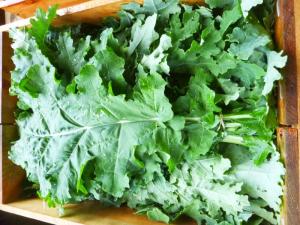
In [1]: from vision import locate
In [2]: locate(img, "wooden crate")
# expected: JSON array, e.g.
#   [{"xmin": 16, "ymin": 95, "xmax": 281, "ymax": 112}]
[{"xmin": 0, "ymin": 0, "xmax": 299, "ymax": 224}]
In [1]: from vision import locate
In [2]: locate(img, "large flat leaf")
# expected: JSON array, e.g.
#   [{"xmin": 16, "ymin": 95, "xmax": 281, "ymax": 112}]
[{"xmin": 10, "ymin": 30, "xmax": 173, "ymax": 202}]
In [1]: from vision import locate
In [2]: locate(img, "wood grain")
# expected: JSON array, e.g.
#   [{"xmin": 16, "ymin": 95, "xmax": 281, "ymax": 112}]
[
  {"xmin": 1, "ymin": 0, "xmax": 90, "ymax": 18},
  {"xmin": 277, "ymin": 128, "xmax": 300, "ymax": 225},
  {"xmin": 52, "ymin": 0, "xmax": 143, "ymax": 26},
  {"xmin": 0, "ymin": 0, "xmax": 25, "ymax": 9},
  {"xmin": 295, "ymin": 0, "xmax": 300, "ymax": 127},
  {"xmin": 0, "ymin": 0, "xmax": 204, "ymax": 19},
  {"xmin": 0, "ymin": 11, "xmax": 24, "ymax": 203},
  {"xmin": 0, "ymin": 32, "xmax": 17, "ymax": 125},
  {"xmin": 0, "ymin": 125, "xmax": 25, "ymax": 204},
  {"xmin": 276, "ymin": 0, "xmax": 298, "ymax": 126},
  {"xmin": 0, "ymin": 198, "xmax": 196, "ymax": 225},
  {"xmin": 0, "ymin": 0, "xmax": 205, "ymax": 32}
]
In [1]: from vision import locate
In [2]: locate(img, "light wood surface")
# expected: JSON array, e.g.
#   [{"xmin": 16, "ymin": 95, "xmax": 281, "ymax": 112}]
[
  {"xmin": 0, "ymin": 0, "xmax": 205, "ymax": 32},
  {"xmin": 0, "ymin": 198, "xmax": 196, "ymax": 225},
  {"xmin": 0, "ymin": 0, "xmax": 25, "ymax": 9},
  {"xmin": 53, "ymin": 0, "xmax": 143, "ymax": 26},
  {"xmin": 0, "ymin": 0, "xmax": 89, "ymax": 18},
  {"xmin": 0, "ymin": 0, "xmax": 204, "ymax": 19}
]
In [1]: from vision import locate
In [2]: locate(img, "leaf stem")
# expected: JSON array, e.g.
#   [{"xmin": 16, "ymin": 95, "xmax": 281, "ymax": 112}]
[
  {"xmin": 224, "ymin": 122, "xmax": 241, "ymax": 128},
  {"xmin": 223, "ymin": 114, "xmax": 253, "ymax": 120},
  {"xmin": 184, "ymin": 117, "xmax": 201, "ymax": 122},
  {"xmin": 222, "ymin": 135, "xmax": 244, "ymax": 145}
]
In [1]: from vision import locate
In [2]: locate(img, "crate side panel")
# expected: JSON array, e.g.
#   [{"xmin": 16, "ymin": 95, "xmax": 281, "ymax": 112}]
[
  {"xmin": 277, "ymin": 128, "xmax": 300, "ymax": 225},
  {"xmin": 0, "ymin": 10, "xmax": 17, "ymax": 125},
  {"xmin": 296, "ymin": 0, "xmax": 300, "ymax": 126},
  {"xmin": 276, "ymin": 0, "xmax": 298, "ymax": 126},
  {"xmin": 0, "ymin": 125, "xmax": 24, "ymax": 204},
  {"xmin": 1, "ymin": 32, "xmax": 17, "ymax": 125}
]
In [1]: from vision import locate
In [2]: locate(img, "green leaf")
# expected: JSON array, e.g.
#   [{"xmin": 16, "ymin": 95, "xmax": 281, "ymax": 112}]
[
  {"xmin": 29, "ymin": 5, "xmax": 57, "ymax": 54},
  {"xmin": 228, "ymin": 152, "xmax": 284, "ymax": 212},
  {"xmin": 262, "ymin": 51, "xmax": 287, "ymax": 95},
  {"xmin": 183, "ymin": 200, "xmax": 220, "ymax": 225},
  {"xmin": 228, "ymin": 25, "xmax": 270, "ymax": 60},
  {"xmin": 168, "ymin": 10, "xmax": 200, "ymax": 45},
  {"xmin": 215, "ymin": 52, "xmax": 237, "ymax": 74},
  {"xmin": 143, "ymin": 0, "xmax": 180, "ymax": 18},
  {"xmin": 128, "ymin": 14, "xmax": 159, "ymax": 55},
  {"xmin": 168, "ymin": 21, "xmax": 223, "ymax": 75},
  {"xmin": 147, "ymin": 208, "xmax": 170, "ymax": 223},
  {"xmin": 74, "ymin": 64, "xmax": 106, "ymax": 96},
  {"xmin": 128, "ymin": 155, "xmax": 249, "ymax": 223},
  {"xmin": 185, "ymin": 122, "xmax": 217, "ymax": 158},
  {"xmin": 198, "ymin": 182, "xmax": 249, "ymax": 216},
  {"xmin": 93, "ymin": 28, "xmax": 122, "ymax": 54},
  {"xmin": 240, "ymin": 0, "xmax": 263, "ymax": 17},
  {"xmin": 249, "ymin": 201, "xmax": 277, "ymax": 224},
  {"xmin": 244, "ymin": 138, "xmax": 275, "ymax": 165},
  {"xmin": 9, "ymin": 38, "xmax": 173, "ymax": 202},
  {"xmin": 154, "ymin": 116, "xmax": 186, "ymax": 170},
  {"xmin": 175, "ymin": 72, "xmax": 220, "ymax": 116},
  {"xmin": 123, "ymin": 0, "xmax": 180, "ymax": 19},
  {"xmin": 141, "ymin": 34, "xmax": 172, "ymax": 74},
  {"xmin": 218, "ymin": 78, "xmax": 244, "ymax": 105},
  {"xmin": 56, "ymin": 32, "xmax": 91, "ymax": 78},
  {"xmin": 219, "ymin": 4, "xmax": 242, "ymax": 35},
  {"xmin": 89, "ymin": 46, "xmax": 127, "ymax": 94},
  {"xmin": 229, "ymin": 62, "xmax": 265, "ymax": 88}
]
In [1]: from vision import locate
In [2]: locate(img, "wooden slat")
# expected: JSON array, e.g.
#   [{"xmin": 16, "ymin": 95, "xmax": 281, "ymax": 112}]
[
  {"xmin": 0, "ymin": 0, "xmax": 25, "ymax": 9},
  {"xmin": 276, "ymin": 0, "xmax": 298, "ymax": 126},
  {"xmin": 0, "ymin": 0, "xmax": 143, "ymax": 32},
  {"xmin": 52, "ymin": 0, "xmax": 143, "ymax": 26},
  {"xmin": 0, "ymin": 198, "xmax": 196, "ymax": 225},
  {"xmin": 0, "ymin": 0, "xmax": 205, "ymax": 32},
  {"xmin": 295, "ymin": 0, "xmax": 300, "ymax": 127},
  {"xmin": 0, "ymin": 125, "xmax": 24, "ymax": 204},
  {"xmin": 0, "ymin": 0, "xmax": 204, "ymax": 19},
  {"xmin": 277, "ymin": 128, "xmax": 300, "ymax": 225},
  {"xmin": 0, "ymin": 32, "xmax": 16, "ymax": 125},
  {"xmin": 1, "ymin": 0, "xmax": 89, "ymax": 18},
  {"xmin": 56, "ymin": 0, "xmax": 204, "ymax": 25}
]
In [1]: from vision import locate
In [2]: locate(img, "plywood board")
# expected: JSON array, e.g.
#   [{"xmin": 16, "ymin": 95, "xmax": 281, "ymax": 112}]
[
  {"xmin": 0, "ymin": 0, "xmax": 205, "ymax": 32},
  {"xmin": 0, "ymin": 198, "xmax": 196, "ymax": 225},
  {"xmin": 1, "ymin": 0, "xmax": 90, "ymax": 18},
  {"xmin": 0, "ymin": 0, "xmax": 204, "ymax": 19}
]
